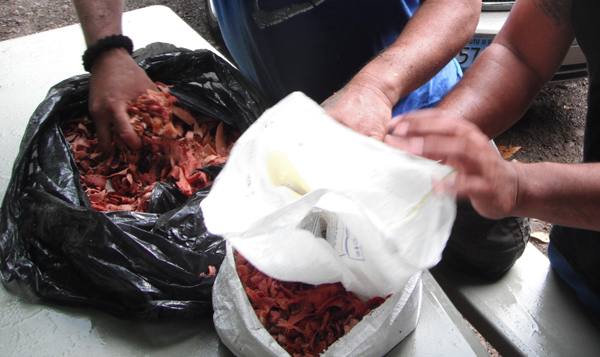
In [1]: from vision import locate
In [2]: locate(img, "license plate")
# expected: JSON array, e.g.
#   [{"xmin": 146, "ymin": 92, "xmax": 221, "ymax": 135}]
[{"xmin": 455, "ymin": 37, "xmax": 494, "ymax": 71}]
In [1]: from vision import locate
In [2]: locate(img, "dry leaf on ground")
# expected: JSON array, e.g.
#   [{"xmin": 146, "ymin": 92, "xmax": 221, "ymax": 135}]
[
  {"xmin": 531, "ymin": 231, "xmax": 550, "ymax": 244},
  {"xmin": 497, "ymin": 145, "xmax": 522, "ymax": 159}
]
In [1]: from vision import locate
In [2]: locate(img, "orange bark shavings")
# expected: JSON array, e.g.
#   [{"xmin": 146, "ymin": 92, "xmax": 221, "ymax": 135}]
[
  {"xmin": 200, "ymin": 265, "xmax": 217, "ymax": 277},
  {"xmin": 234, "ymin": 251, "xmax": 387, "ymax": 357},
  {"xmin": 62, "ymin": 83, "xmax": 240, "ymax": 212}
]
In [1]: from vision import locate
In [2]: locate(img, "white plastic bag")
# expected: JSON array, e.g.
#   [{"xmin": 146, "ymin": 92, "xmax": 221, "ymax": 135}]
[
  {"xmin": 213, "ymin": 245, "xmax": 422, "ymax": 357},
  {"xmin": 201, "ymin": 92, "xmax": 455, "ymax": 299}
]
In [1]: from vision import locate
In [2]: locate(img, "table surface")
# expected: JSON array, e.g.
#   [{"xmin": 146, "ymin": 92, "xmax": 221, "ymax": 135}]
[
  {"xmin": 0, "ymin": 6, "xmax": 489, "ymax": 356},
  {"xmin": 432, "ymin": 243, "xmax": 600, "ymax": 357}
]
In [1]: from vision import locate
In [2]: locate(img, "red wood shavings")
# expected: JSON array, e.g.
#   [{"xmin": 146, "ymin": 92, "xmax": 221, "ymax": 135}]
[
  {"xmin": 234, "ymin": 251, "xmax": 387, "ymax": 357},
  {"xmin": 200, "ymin": 265, "xmax": 217, "ymax": 277},
  {"xmin": 62, "ymin": 83, "xmax": 240, "ymax": 212}
]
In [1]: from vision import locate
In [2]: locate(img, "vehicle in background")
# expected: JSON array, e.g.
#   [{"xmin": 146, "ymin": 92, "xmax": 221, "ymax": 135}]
[{"xmin": 456, "ymin": 1, "xmax": 588, "ymax": 82}]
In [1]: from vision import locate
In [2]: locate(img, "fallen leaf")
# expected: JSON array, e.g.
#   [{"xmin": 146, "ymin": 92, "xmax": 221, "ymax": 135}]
[
  {"xmin": 531, "ymin": 231, "xmax": 550, "ymax": 244},
  {"xmin": 497, "ymin": 145, "xmax": 522, "ymax": 159}
]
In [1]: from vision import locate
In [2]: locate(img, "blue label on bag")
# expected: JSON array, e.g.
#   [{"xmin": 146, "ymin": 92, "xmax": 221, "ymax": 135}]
[{"xmin": 344, "ymin": 230, "xmax": 365, "ymax": 261}]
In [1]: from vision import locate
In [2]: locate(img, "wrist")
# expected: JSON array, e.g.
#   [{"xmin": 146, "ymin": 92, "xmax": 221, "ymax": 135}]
[
  {"xmin": 89, "ymin": 47, "xmax": 135, "ymax": 74},
  {"xmin": 82, "ymin": 34, "xmax": 133, "ymax": 72},
  {"xmin": 346, "ymin": 71, "xmax": 398, "ymax": 110},
  {"xmin": 352, "ymin": 50, "xmax": 411, "ymax": 105},
  {"xmin": 510, "ymin": 162, "xmax": 529, "ymax": 217}
]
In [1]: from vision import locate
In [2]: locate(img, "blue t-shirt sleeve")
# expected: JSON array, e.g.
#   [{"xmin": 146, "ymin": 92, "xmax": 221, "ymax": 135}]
[{"xmin": 392, "ymin": 59, "xmax": 463, "ymax": 116}]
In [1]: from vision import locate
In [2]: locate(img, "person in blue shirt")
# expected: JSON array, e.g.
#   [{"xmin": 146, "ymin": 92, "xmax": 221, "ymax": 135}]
[{"xmin": 214, "ymin": 0, "xmax": 465, "ymax": 119}]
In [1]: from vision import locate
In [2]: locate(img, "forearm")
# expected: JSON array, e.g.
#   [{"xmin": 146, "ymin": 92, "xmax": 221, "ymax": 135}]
[
  {"xmin": 436, "ymin": 43, "xmax": 548, "ymax": 138},
  {"xmin": 514, "ymin": 162, "xmax": 600, "ymax": 231},
  {"xmin": 436, "ymin": 0, "xmax": 575, "ymax": 139},
  {"xmin": 72, "ymin": 0, "xmax": 124, "ymax": 45},
  {"xmin": 348, "ymin": 0, "xmax": 480, "ymax": 107}
]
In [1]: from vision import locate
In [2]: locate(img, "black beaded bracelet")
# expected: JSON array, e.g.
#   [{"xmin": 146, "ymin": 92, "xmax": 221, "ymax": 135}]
[{"xmin": 82, "ymin": 34, "xmax": 134, "ymax": 72}]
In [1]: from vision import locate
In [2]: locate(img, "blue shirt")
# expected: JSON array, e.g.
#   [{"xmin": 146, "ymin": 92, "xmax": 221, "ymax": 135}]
[{"xmin": 214, "ymin": 0, "xmax": 462, "ymax": 115}]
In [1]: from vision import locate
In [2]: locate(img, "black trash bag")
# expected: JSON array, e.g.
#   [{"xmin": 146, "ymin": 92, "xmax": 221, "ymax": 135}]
[{"xmin": 0, "ymin": 43, "xmax": 269, "ymax": 319}]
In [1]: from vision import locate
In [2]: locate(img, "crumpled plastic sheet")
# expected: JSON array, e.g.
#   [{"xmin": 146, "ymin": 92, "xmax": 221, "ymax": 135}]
[{"xmin": 0, "ymin": 43, "xmax": 269, "ymax": 319}]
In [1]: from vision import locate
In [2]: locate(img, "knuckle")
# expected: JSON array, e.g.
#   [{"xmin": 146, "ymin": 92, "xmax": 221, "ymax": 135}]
[{"xmin": 88, "ymin": 100, "xmax": 103, "ymax": 116}]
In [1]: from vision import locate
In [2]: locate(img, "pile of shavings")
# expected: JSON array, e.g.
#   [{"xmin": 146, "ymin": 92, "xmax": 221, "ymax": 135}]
[
  {"xmin": 63, "ymin": 83, "xmax": 240, "ymax": 212},
  {"xmin": 234, "ymin": 251, "xmax": 387, "ymax": 357}
]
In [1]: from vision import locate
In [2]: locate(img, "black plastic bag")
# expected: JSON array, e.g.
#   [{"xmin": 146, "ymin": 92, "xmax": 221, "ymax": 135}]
[{"xmin": 0, "ymin": 44, "xmax": 269, "ymax": 319}]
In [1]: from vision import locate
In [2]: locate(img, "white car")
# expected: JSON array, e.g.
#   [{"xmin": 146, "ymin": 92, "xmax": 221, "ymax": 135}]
[{"xmin": 456, "ymin": 1, "xmax": 588, "ymax": 82}]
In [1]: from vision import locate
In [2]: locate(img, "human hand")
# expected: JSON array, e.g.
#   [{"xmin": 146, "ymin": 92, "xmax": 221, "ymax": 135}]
[
  {"xmin": 88, "ymin": 48, "xmax": 157, "ymax": 153},
  {"xmin": 322, "ymin": 81, "xmax": 393, "ymax": 141},
  {"xmin": 384, "ymin": 109, "xmax": 521, "ymax": 220}
]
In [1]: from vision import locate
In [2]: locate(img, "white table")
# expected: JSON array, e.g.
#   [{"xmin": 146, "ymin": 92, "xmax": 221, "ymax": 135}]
[{"xmin": 0, "ymin": 6, "xmax": 488, "ymax": 356}]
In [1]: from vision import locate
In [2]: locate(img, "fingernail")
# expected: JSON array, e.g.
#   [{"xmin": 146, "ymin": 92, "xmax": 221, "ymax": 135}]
[{"xmin": 409, "ymin": 137, "xmax": 424, "ymax": 156}]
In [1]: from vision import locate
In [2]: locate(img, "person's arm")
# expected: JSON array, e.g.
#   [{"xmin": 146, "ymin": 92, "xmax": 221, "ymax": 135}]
[
  {"xmin": 322, "ymin": 0, "xmax": 481, "ymax": 140},
  {"xmin": 73, "ymin": 0, "xmax": 156, "ymax": 152},
  {"xmin": 73, "ymin": 0, "xmax": 124, "ymax": 43},
  {"xmin": 437, "ymin": 0, "xmax": 576, "ymax": 138},
  {"xmin": 383, "ymin": 0, "xmax": 600, "ymax": 231},
  {"xmin": 385, "ymin": 111, "xmax": 600, "ymax": 231}
]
